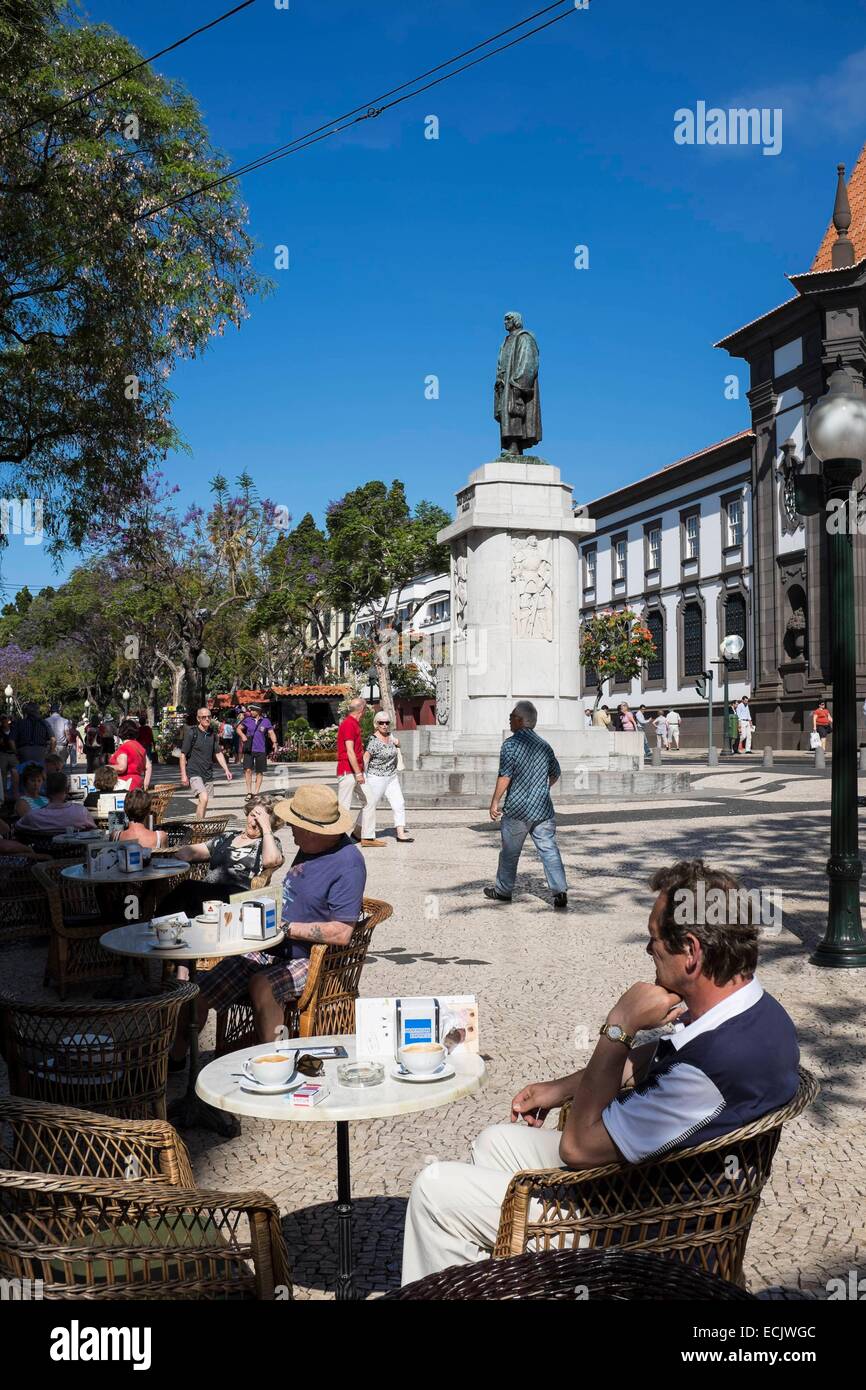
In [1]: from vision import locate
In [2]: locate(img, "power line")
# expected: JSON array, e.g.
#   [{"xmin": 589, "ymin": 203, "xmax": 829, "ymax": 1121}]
[
  {"xmin": 3, "ymin": 0, "xmax": 258, "ymax": 143},
  {"xmin": 138, "ymin": 1, "xmax": 578, "ymax": 222}
]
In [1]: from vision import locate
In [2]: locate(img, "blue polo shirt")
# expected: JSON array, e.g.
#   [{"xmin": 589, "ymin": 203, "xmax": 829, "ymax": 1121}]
[
  {"xmin": 279, "ymin": 835, "xmax": 367, "ymax": 961},
  {"xmin": 498, "ymin": 727, "xmax": 561, "ymax": 824},
  {"xmin": 602, "ymin": 978, "xmax": 799, "ymax": 1163}
]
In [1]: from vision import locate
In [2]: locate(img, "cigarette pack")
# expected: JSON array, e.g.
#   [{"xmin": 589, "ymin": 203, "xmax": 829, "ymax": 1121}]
[
  {"xmin": 290, "ymin": 1083, "xmax": 329, "ymax": 1107},
  {"xmin": 241, "ymin": 899, "xmax": 278, "ymax": 940}
]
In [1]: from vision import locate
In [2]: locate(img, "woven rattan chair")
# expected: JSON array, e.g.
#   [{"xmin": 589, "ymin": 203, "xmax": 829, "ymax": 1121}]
[
  {"xmin": 391, "ymin": 1246, "xmax": 761, "ymax": 1300},
  {"xmin": 0, "ymin": 1098, "xmax": 291, "ymax": 1299},
  {"xmin": 0, "ymin": 984, "xmax": 198, "ymax": 1121},
  {"xmin": 146, "ymin": 783, "xmax": 175, "ymax": 824},
  {"xmin": 0, "ymin": 862, "xmax": 52, "ymax": 945},
  {"xmin": 159, "ymin": 817, "xmax": 231, "ymax": 848},
  {"xmin": 215, "ymin": 896, "xmax": 392, "ymax": 1054},
  {"xmin": 33, "ymin": 860, "xmax": 118, "ymax": 998},
  {"xmin": 492, "ymin": 1067, "xmax": 818, "ymax": 1284}
]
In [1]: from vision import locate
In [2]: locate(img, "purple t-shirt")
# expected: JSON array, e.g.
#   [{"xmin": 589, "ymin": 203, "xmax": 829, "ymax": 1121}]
[
  {"xmin": 279, "ymin": 836, "xmax": 367, "ymax": 961},
  {"xmin": 241, "ymin": 715, "xmax": 273, "ymax": 753}
]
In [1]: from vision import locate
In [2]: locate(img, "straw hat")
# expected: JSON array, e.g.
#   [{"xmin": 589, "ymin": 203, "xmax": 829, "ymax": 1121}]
[{"xmin": 273, "ymin": 783, "xmax": 356, "ymax": 837}]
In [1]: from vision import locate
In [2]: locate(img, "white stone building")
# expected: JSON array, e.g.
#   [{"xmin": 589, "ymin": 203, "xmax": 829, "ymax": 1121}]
[{"xmin": 578, "ymin": 431, "xmax": 754, "ymax": 743}]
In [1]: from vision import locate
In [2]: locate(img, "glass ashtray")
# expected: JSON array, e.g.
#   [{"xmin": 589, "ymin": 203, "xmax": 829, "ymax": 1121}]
[{"xmin": 337, "ymin": 1060, "xmax": 384, "ymax": 1088}]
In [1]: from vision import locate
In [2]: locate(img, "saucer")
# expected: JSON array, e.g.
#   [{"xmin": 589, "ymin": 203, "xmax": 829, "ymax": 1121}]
[
  {"xmin": 240, "ymin": 1066, "xmax": 303, "ymax": 1096},
  {"xmin": 195, "ymin": 913, "xmax": 219, "ymax": 924},
  {"xmin": 390, "ymin": 1062, "xmax": 455, "ymax": 1084},
  {"xmin": 151, "ymin": 939, "xmax": 184, "ymax": 951}
]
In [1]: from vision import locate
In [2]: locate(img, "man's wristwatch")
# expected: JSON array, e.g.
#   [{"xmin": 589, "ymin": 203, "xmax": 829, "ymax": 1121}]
[{"xmin": 599, "ymin": 1022, "xmax": 635, "ymax": 1049}]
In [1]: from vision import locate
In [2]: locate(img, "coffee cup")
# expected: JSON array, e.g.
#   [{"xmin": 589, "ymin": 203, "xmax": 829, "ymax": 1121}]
[
  {"xmin": 156, "ymin": 922, "xmax": 182, "ymax": 946},
  {"xmin": 201, "ymin": 899, "xmax": 222, "ymax": 918},
  {"xmin": 398, "ymin": 1042, "xmax": 447, "ymax": 1075},
  {"xmin": 248, "ymin": 1053, "xmax": 294, "ymax": 1086}
]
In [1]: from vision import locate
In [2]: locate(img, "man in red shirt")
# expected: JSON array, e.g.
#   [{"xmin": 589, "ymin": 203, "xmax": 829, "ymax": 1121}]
[{"xmin": 336, "ymin": 697, "xmax": 370, "ymax": 843}]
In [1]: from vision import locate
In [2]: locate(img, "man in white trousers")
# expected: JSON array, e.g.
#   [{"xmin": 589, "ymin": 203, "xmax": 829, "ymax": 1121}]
[
  {"xmin": 400, "ymin": 859, "xmax": 800, "ymax": 1284},
  {"xmin": 335, "ymin": 696, "xmax": 368, "ymax": 842}
]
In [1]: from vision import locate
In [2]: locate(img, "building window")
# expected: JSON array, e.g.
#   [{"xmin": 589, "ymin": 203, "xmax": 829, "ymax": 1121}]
[
  {"xmin": 581, "ymin": 623, "xmax": 598, "ymax": 688},
  {"xmin": 395, "ymin": 604, "xmax": 412, "ymax": 626},
  {"xmin": 613, "ymin": 536, "xmax": 627, "ymax": 582},
  {"xmin": 646, "ymin": 524, "xmax": 661, "ymax": 572},
  {"xmin": 646, "ymin": 609, "xmax": 664, "ymax": 681},
  {"xmin": 724, "ymin": 594, "xmax": 747, "ymax": 670},
  {"xmin": 339, "ymin": 652, "xmax": 350, "ymax": 676},
  {"xmin": 683, "ymin": 602, "xmax": 704, "ymax": 677},
  {"xmin": 355, "ymin": 620, "xmax": 373, "ymax": 638},
  {"xmin": 583, "ymin": 547, "xmax": 596, "ymax": 589},
  {"xmin": 425, "ymin": 598, "xmax": 450, "ymax": 625},
  {"xmin": 726, "ymin": 496, "xmax": 743, "ymax": 548},
  {"xmin": 684, "ymin": 513, "xmax": 699, "ymax": 560}
]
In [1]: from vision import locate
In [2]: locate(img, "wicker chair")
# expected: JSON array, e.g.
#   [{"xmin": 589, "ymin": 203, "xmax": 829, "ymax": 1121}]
[
  {"xmin": 0, "ymin": 1098, "xmax": 291, "ymax": 1300},
  {"xmin": 492, "ymin": 1067, "xmax": 818, "ymax": 1285},
  {"xmin": 215, "ymin": 896, "xmax": 392, "ymax": 1055},
  {"xmin": 0, "ymin": 862, "xmax": 52, "ymax": 945},
  {"xmin": 391, "ymin": 1246, "xmax": 760, "ymax": 1300},
  {"xmin": 0, "ymin": 984, "xmax": 198, "ymax": 1121},
  {"xmin": 159, "ymin": 817, "xmax": 231, "ymax": 848},
  {"xmin": 146, "ymin": 783, "xmax": 175, "ymax": 824},
  {"xmin": 33, "ymin": 860, "xmax": 118, "ymax": 998}
]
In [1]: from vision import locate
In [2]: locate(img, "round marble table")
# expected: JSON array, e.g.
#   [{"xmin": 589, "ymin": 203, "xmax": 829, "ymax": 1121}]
[
  {"xmin": 67, "ymin": 859, "xmax": 192, "ymax": 998},
  {"xmin": 101, "ymin": 920, "xmax": 285, "ymax": 1134},
  {"xmin": 197, "ymin": 1033, "xmax": 486, "ymax": 1299}
]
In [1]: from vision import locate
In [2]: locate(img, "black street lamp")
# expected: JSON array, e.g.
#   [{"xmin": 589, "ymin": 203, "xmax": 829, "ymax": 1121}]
[{"xmin": 799, "ymin": 361, "xmax": 866, "ymax": 967}]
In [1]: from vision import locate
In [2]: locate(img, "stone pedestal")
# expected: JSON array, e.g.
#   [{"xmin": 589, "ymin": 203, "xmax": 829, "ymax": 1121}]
[{"xmin": 433, "ymin": 459, "xmax": 594, "ymax": 753}]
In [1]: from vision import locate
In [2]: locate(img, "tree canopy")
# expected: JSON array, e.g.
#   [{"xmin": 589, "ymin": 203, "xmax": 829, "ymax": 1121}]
[{"xmin": 0, "ymin": 0, "xmax": 267, "ymax": 555}]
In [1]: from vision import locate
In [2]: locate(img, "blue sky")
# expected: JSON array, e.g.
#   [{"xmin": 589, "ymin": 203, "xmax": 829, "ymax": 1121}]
[{"xmin": 9, "ymin": 0, "xmax": 866, "ymax": 593}]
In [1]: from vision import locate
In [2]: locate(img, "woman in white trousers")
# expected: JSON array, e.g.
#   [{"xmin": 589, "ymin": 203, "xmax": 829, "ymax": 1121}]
[{"xmin": 361, "ymin": 711, "xmax": 413, "ymax": 844}]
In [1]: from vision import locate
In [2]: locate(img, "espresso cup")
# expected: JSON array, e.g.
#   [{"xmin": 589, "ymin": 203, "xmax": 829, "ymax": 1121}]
[
  {"xmin": 155, "ymin": 923, "xmax": 177, "ymax": 945},
  {"xmin": 202, "ymin": 900, "xmax": 222, "ymax": 917},
  {"xmin": 248, "ymin": 1053, "xmax": 294, "ymax": 1086},
  {"xmin": 398, "ymin": 1042, "xmax": 447, "ymax": 1075}
]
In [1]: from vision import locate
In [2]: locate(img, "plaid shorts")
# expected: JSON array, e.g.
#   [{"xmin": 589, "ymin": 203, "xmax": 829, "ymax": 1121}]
[{"xmin": 199, "ymin": 950, "xmax": 309, "ymax": 1011}]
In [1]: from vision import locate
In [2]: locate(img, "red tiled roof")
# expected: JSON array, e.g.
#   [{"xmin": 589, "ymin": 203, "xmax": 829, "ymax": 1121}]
[
  {"xmin": 812, "ymin": 143, "xmax": 866, "ymax": 271},
  {"xmin": 210, "ymin": 684, "xmax": 349, "ymax": 707}
]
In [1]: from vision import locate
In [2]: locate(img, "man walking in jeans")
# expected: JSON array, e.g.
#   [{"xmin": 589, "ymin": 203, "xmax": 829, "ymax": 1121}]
[{"xmin": 484, "ymin": 701, "xmax": 567, "ymax": 910}]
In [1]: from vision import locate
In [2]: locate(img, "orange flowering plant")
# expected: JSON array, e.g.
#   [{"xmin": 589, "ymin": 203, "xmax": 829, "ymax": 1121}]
[{"xmin": 580, "ymin": 608, "xmax": 657, "ymax": 709}]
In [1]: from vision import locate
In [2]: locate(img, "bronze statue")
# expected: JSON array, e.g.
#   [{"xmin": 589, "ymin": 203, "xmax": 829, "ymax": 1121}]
[{"xmin": 494, "ymin": 311, "xmax": 541, "ymax": 456}]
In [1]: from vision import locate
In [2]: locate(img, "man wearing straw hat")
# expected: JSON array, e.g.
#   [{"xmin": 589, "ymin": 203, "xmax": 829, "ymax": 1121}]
[{"xmin": 171, "ymin": 784, "xmax": 366, "ymax": 1056}]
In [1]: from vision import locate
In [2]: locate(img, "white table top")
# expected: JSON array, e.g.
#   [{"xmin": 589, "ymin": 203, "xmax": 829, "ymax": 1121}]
[
  {"xmin": 52, "ymin": 832, "xmax": 108, "ymax": 846},
  {"xmin": 61, "ymin": 860, "xmax": 190, "ymax": 884},
  {"xmin": 100, "ymin": 921, "xmax": 284, "ymax": 963},
  {"xmin": 196, "ymin": 1033, "xmax": 486, "ymax": 1123}
]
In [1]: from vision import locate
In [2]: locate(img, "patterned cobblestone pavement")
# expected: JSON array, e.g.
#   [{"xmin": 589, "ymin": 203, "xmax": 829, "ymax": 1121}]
[{"xmin": 2, "ymin": 771, "xmax": 864, "ymax": 1299}]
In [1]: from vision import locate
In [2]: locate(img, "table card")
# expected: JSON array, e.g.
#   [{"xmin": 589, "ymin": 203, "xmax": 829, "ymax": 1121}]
[{"xmin": 355, "ymin": 996, "xmax": 479, "ymax": 1060}]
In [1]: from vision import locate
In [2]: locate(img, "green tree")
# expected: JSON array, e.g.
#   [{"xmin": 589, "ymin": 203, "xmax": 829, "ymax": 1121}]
[
  {"xmin": 325, "ymin": 482, "xmax": 450, "ymax": 720},
  {"xmin": 0, "ymin": 0, "xmax": 268, "ymax": 555},
  {"xmin": 254, "ymin": 514, "xmax": 354, "ymax": 682},
  {"xmin": 579, "ymin": 609, "xmax": 657, "ymax": 710}
]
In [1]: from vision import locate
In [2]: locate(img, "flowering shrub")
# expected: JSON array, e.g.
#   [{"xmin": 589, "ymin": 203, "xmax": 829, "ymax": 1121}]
[{"xmin": 580, "ymin": 609, "xmax": 657, "ymax": 708}]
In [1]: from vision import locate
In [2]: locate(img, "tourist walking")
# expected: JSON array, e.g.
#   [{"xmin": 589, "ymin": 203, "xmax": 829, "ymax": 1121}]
[
  {"xmin": 635, "ymin": 705, "xmax": 652, "ymax": 760},
  {"xmin": 336, "ymin": 696, "xmax": 367, "ymax": 839},
  {"xmin": 108, "ymin": 719, "xmax": 148, "ymax": 791},
  {"xmin": 12, "ymin": 702, "xmax": 51, "ymax": 765},
  {"xmin": 484, "ymin": 701, "xmax": 567, "ymax": 910},
  {"xmin": 812, "ymin": 698, "xmax": 832, "ymax": 751},
  {"xmin": 237, "ymin": 703, "xmax": 277, "ymax": 794},
  {"xmin": 361, "ymin": 711, "xmax": 412, "ymax": 845},
  {"xmin": 736, "ymin": 697, "xmax": 753, "ymax": 754},
  {"xmin": 666, "ymin": 707, "xmax": 681, "ymax": 750},
  {"xmin": 653, "ymin": 709, "xmax": 670, "ymax": 751},
  {"xmin": 83, "ymin": 713, "xmax": 102, "ymax": 771},
  {"xmin": 179, "ymin": 707, "xmax": 233, "ymax": 819},
  {"xmin": 46, "ymin": 704, "xmax": 72, "ymax": 766},
  {"xmin": 618, "ymin": 703, "xmax": 637, "ymax": 732}
]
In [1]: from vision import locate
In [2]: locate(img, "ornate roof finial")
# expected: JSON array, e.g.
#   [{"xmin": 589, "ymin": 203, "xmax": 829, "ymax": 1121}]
[{"xmin": 831, "ymin": 163, "xmax": 855, "ymax": 268}]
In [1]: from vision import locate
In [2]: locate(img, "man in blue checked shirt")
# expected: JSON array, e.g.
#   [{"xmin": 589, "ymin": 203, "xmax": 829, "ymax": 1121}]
[{"xmin": 484, "ymin": 700, "xmax": 567, "ymax": 910}]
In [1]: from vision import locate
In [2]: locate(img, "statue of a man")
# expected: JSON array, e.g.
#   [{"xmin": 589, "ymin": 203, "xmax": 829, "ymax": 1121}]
[{"xmin": 494, "ymin": 311, "xmax": 542, "ymax": 456}]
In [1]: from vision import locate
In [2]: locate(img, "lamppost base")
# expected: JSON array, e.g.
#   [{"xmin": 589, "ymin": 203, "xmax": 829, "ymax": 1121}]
[{"xmin": 811, "ymin": 942, "xmax": 866, "ymax": 968}]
